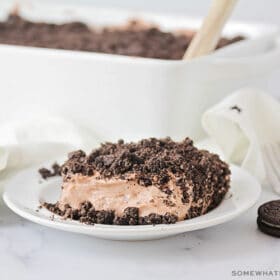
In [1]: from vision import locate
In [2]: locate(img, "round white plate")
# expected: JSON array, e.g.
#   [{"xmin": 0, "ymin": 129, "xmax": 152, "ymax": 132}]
[{"xmin": 3, "ymin": 164, "xmax": 261, "ymax": 241}]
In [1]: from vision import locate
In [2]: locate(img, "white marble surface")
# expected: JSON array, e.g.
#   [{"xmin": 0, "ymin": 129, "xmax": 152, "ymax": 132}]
[{"xmin": 0, "ymin": 184, "xmax": 280, "ymax": 280}]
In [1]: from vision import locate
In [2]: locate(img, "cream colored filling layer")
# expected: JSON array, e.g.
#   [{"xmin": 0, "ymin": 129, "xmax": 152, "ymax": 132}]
[{"xmin": 59, "ymin": 174, "xmax": 212, "ymax": 221}]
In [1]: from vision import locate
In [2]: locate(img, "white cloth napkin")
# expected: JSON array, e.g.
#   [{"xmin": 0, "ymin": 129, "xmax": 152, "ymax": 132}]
[
  {"xmin": 0, "ymin": 115, "xmax": 99, "ymax": 173},
  {"xmin": 201, "ymin": 87, "xmax": 280, "ymax": 183}
]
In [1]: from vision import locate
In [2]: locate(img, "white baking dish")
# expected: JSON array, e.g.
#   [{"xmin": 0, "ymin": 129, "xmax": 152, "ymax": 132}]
[{"xmin": 0, "ymin": 0, "xmax": 280, "ymax": 142}]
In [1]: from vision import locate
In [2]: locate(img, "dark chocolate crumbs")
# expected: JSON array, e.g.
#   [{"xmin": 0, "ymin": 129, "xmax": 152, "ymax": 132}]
[
  {"xmin": 43, "ymin": 202, "xmax": 178, "ymax": 225},
  {"xmin": 0, "ymin": 14, "xmax": 244, "ymax": 60},
  {"xmin": 38, "ymin": 163, "xmax": 61, "ymax": 179}
]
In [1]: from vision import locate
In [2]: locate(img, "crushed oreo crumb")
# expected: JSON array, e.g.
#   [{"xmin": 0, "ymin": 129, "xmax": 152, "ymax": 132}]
[
  {"xmin": 38, "ymin": 163, "xmax": 61, "ymax": 179},
  {"xmin": 43, "ymin": 202, "xmax": 178, "ymax": 225}
]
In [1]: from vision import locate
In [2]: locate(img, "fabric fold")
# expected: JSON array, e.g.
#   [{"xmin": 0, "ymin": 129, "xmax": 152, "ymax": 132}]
[
  {"xmin": 0, "ymin": 116, "xmax": 99, "ymax": 172},
  {"xmin": 202, "ymin": 88, "xmax": 280, "ymax": 182}
]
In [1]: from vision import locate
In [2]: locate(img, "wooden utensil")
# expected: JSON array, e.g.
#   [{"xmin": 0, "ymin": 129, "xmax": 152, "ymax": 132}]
[{"xmin": 183, "ymin": 0, "xmax": 238, "ymax": 60}]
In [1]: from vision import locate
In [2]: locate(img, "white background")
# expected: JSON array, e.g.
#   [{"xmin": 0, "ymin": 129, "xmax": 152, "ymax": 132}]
[{"xmin": 56, "ymin": 0, "xmax": 280, "ymax": 25}]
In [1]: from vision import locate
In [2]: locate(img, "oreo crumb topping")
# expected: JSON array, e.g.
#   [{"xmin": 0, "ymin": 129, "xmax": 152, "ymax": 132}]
[
  {"xmin": 61, "ymin": 138, "xmax": 230, "ymax": 201},
  {"xmin": 38, "ymin": 163, "xmax": 61, "ymax": 179},
  {"xmin": 0, "ymin": 14, "xmax": 244, "ymax": 60},
  {"xmin": 43, "ymin": 202, "xmax": 178, "ymax": 225}
]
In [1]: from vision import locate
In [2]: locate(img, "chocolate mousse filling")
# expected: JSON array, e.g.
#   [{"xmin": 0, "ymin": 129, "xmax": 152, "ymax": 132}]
[
  {"xmin": 0, "ymin": 14, "xmax": 244, "ymax": 60},
  {"xmin": 43, "ymin": 137, "xmax": 231, "ymax": 225}
]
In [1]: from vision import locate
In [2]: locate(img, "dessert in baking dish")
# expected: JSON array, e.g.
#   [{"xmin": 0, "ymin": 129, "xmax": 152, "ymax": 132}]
[
  {"xmin": 0, "ymin": 14, "xmax": 244, "ymax": 60},
  {"xmin": 43, "ymin": 138, "xmax": 231, "ymax": 225}
]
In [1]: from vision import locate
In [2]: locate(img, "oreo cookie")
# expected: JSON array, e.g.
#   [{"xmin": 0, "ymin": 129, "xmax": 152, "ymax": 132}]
[{"xmin": 257, "ymin": 200, "xmax": 280, "ymax": 238}]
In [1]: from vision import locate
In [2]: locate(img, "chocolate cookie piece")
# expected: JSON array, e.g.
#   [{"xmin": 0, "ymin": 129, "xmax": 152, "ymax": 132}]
[
  {"xmin": 38, "ymin": 163, "xmax": 61, "ymax": 179},
  {"xmin": 257, "ymin": 200, "xmax": 280, "ymax": 238},
  {"xmin": 257, "ymin": 217, "xmax": 280, "ymax": 238}
]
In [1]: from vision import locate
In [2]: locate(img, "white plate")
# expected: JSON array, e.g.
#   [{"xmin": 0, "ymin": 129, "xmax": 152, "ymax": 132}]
[{"xmin": 3, "ymin": 164, "xmax": 261, "ymax": 241}]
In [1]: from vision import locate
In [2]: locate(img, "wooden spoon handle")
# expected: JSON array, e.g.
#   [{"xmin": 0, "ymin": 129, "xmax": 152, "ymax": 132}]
[{"xmin": 183, "ymin": 0, "xmax": 238, "ymax": 60}]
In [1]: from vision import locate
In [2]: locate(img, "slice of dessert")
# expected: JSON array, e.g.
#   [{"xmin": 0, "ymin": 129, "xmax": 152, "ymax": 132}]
[{"xmin": 44, "ymin": 137, "xmax": 230, "ymax": 225}]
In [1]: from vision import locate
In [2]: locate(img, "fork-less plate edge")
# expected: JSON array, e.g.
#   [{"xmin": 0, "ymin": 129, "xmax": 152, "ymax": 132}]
[{"xmin": 3, "ymin": 164, "xmax": 261, "ymax": 240}]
